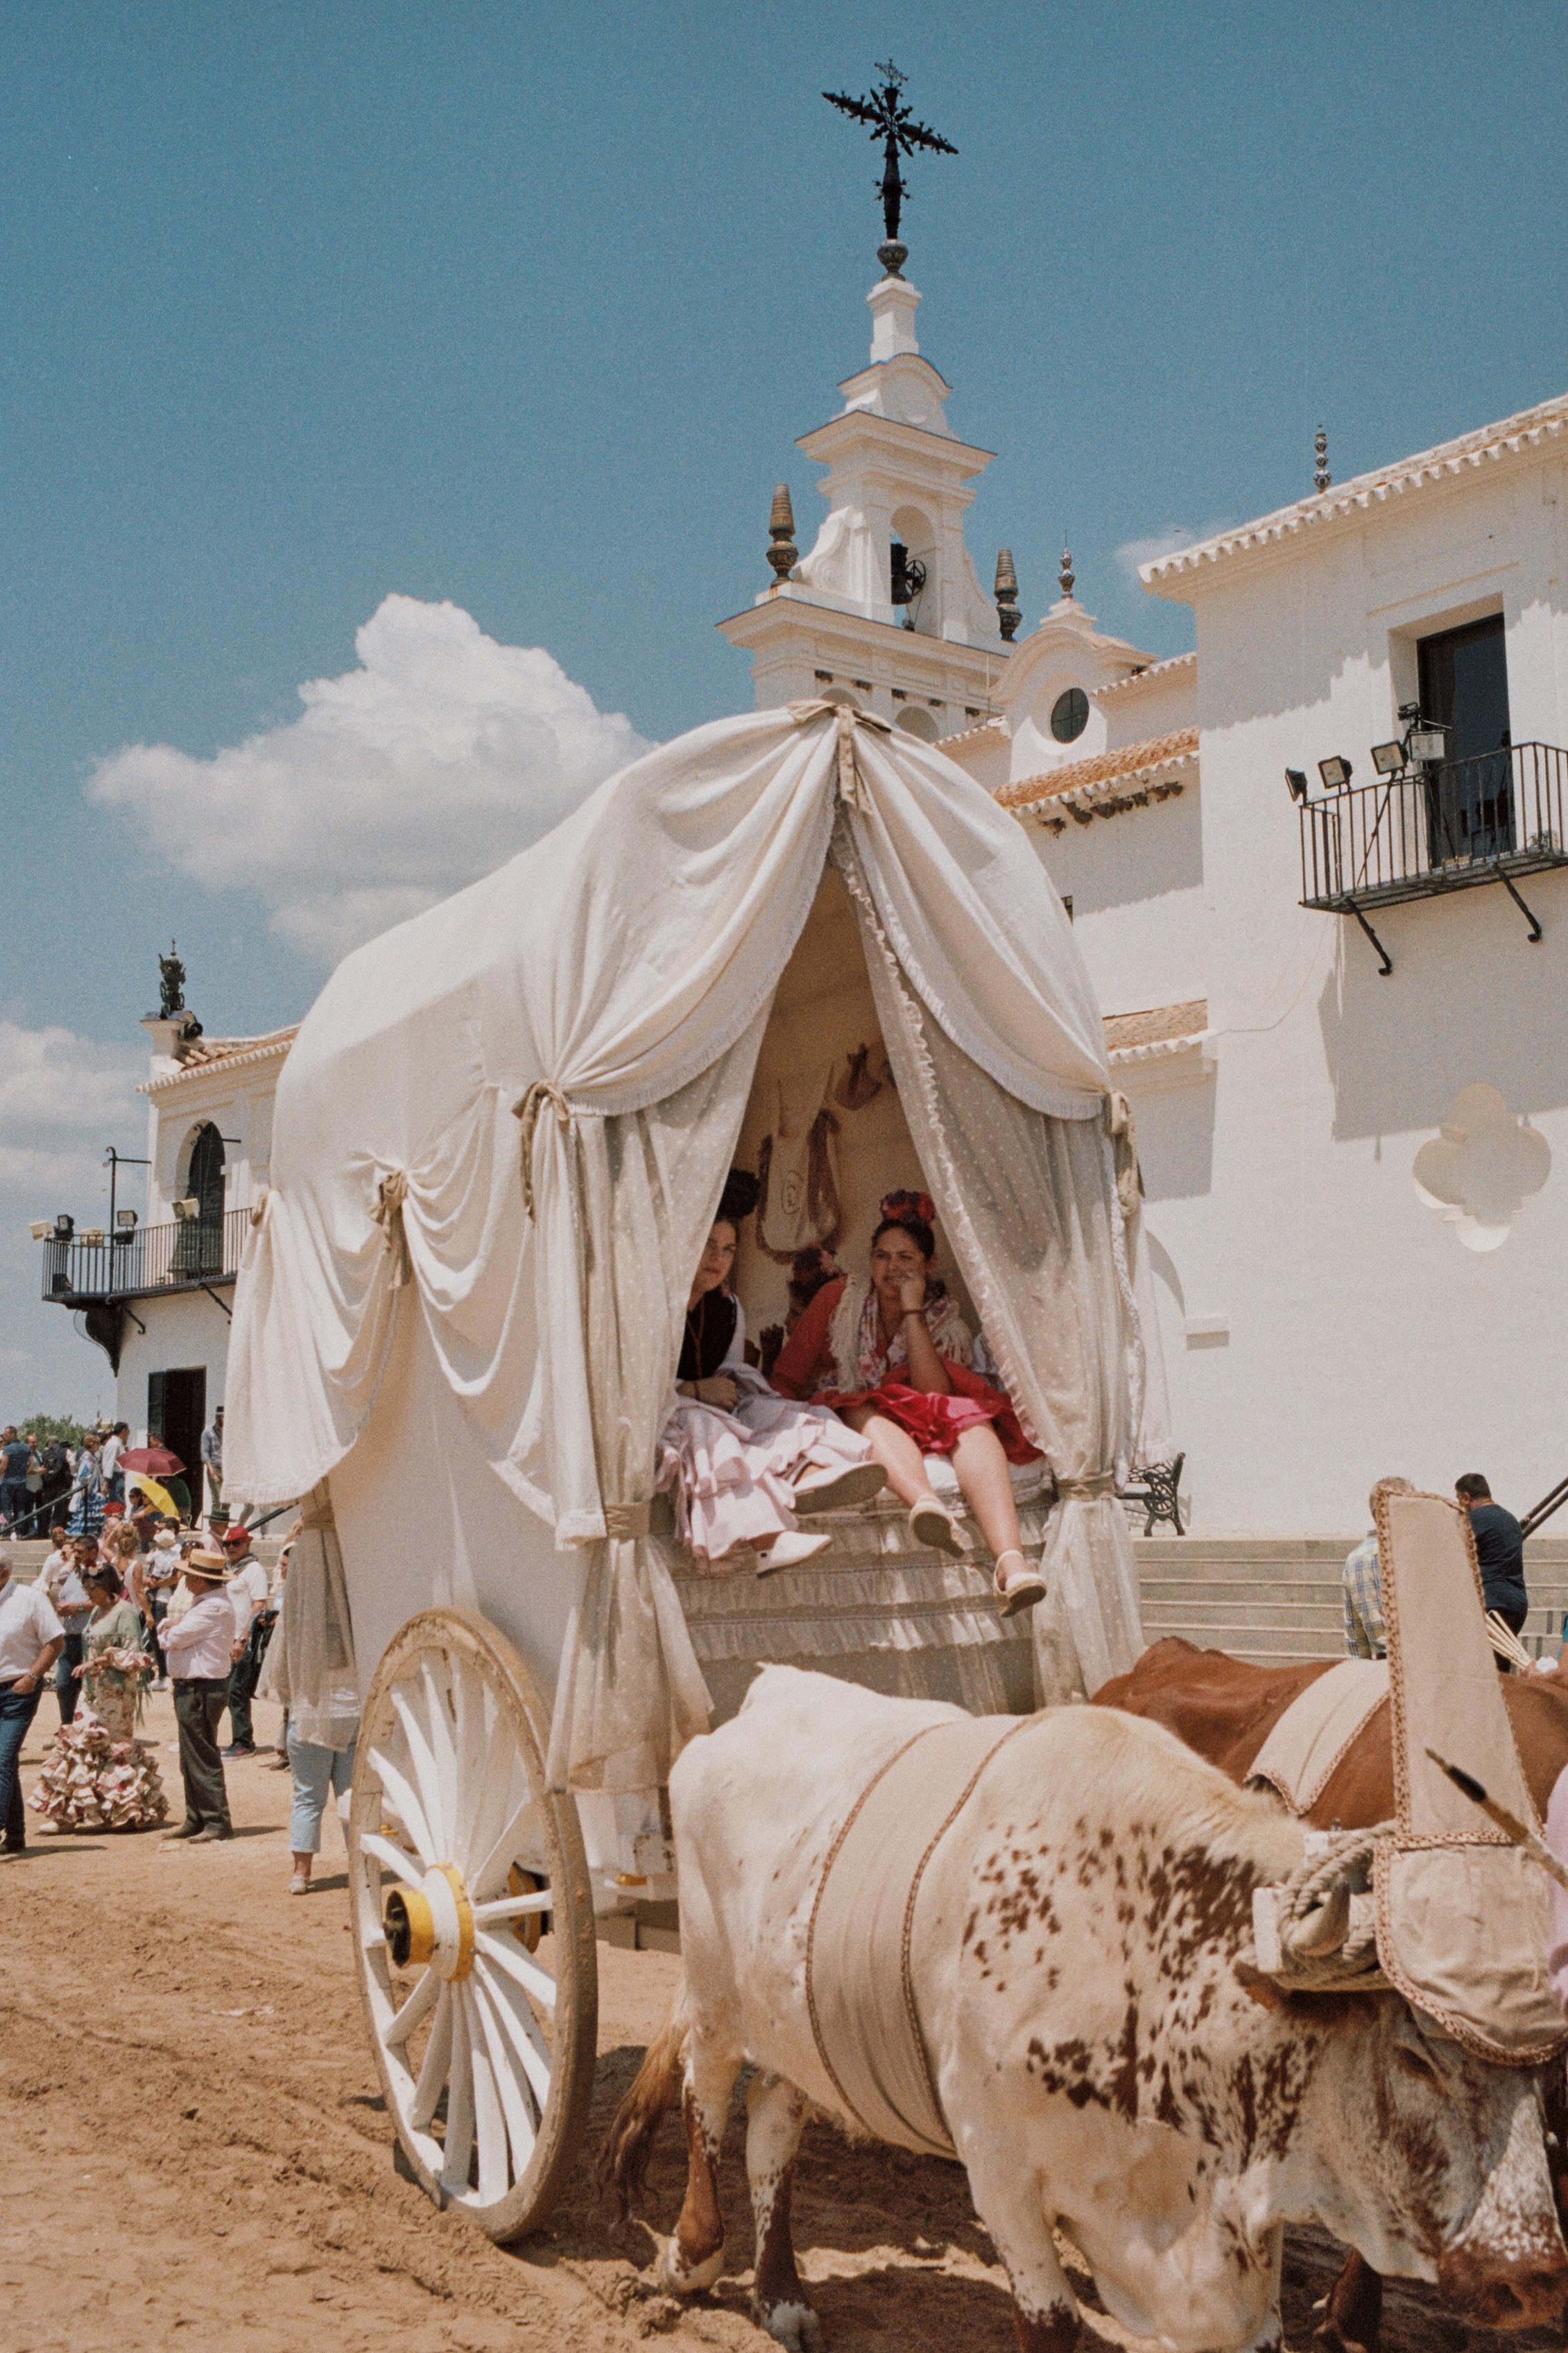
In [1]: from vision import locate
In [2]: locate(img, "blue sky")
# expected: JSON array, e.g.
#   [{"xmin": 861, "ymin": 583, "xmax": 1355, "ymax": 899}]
[{"xmin": 4, "ymin": 0, "xmax": 1567, "ymax": 1406}]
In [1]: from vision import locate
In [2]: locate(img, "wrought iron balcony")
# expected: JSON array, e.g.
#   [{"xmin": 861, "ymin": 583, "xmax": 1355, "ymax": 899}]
[
  {"xmin": 1298, "ymin": 741, "xmax": 1568, "ymax": 971},
  {"xmin": 40, "ymin": 1205, "xmax": 249, "ymax": 1307}
]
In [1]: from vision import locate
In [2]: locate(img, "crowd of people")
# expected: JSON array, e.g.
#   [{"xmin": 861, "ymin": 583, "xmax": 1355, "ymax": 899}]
[
  {"xmin": 0, "ymin": 1477, "xmax": 354, "ymax": 1895},
  {"xmin": 0, "ymin": 1411, "xmax": 229, "ymax": 1539}
]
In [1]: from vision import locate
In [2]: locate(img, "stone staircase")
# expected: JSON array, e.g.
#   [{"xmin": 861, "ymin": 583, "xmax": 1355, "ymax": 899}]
[{"xmin": 1135, "ymin": 1535, "xmax": 1568, "ymax": 1666}]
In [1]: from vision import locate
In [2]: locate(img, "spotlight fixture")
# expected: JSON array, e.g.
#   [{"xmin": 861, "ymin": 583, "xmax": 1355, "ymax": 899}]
[
  {"xmin": 78, "ymin": 1226, "xmax": 105, "ymax": 1247},
  {"xmin": 116, "ymin": 1207, "xmax": 137, "ymax": 1230},
  {"xmin": 1370, "ymin": 741, "xmax": 1405, "ymax": 777},
  {"xmin": 171, "ymin": 1196, "xmax": 201, "ymax": 1222},
  {"xmin": 1318, "ymin": 755, "xmax": 1354, "ymax": 791},
  {"xmin": 28, "ymin": 1219, "xmax": 51, "ymax": 1241},
  {"xmin": 1284, "ymin": 768, "xmax": 1310, "ymax": 805},
  {"xmin": 52, "ymin": 1213, "xmax": 74, "ymax": 1242},
  {"xmin": 1408, "ymin": 725, "xmax": 1447, "ymax": 764}
]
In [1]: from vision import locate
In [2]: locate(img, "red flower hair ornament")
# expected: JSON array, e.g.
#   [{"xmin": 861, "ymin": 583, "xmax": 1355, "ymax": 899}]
[{"xmin": 878, "ymin": 1188, "xmax": 936, "ymax": 1229}]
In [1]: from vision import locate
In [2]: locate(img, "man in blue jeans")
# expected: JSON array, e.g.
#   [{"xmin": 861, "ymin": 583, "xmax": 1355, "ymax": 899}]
[
  {"xmin": 0, "ymin": 1426, "xmax": 34, "ymax": 1533},
  {"xmin": 0, "ymin": 1555, "xmax": 64, "ymax": 1854}
]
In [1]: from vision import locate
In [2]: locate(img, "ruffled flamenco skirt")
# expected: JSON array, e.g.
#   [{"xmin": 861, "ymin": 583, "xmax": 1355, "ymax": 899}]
[
  {"xmin": 659, "ymin": 1368, "xmax": 877, "ymax": 1571},
  {"xmin": 29, "ymin": 1691, "xmax": 170, "ymax": 1832},
  {"xmin": 814, "ymin": 1357, "xmax": 1042, "ymax": 1467}
]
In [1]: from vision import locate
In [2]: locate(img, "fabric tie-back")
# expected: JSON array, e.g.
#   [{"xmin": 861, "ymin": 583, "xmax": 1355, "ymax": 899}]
[
  {"xmin": 787, "ymin": 696, "xmax": 893, "ymax": 814},
  {"xmin": 1056, "ymin": 1472, "xmax": 1117, "ymax": 1501},
  {"xmin": 512, "ymin": 1080, "xmax": 572, "ymax": 1221},
  {"xmin": 370, "ymin": 1171, "xmax": 413, "ymax": 1289},
  {"xmin": 225, "ymin": 702, "xmax": 1144, "ymax": 1795},
  {"xmin": 1106, "ymin": 1092, "xmax": 1144, "ymax": 1221}
]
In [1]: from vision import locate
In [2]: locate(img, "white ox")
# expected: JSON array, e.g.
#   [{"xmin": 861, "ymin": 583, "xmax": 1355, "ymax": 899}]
[{"xmin": 603, "ymin": 1667, "xmax": 1568, "ymax": 2353}]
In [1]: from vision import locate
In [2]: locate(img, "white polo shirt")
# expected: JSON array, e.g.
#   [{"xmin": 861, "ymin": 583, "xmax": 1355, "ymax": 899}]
[
  {"xmin": 227, "ymin": 1556, "xmax": 270, "ymax": 1639},
  {"xmin": 0, "ymin": 1576, "xmax": 64, "ymax": 1684}
]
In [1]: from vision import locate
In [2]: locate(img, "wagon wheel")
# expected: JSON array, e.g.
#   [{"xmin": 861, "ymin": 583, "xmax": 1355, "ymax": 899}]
[{"xmin": 347, "ymin": 1607, "xmax": 598, "ymax": 2241}]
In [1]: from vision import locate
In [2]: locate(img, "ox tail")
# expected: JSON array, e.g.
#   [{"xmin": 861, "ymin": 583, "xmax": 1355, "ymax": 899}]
[{"xmin": 597, "ymin": 1977, "xmax": 691, "ymax": 2220}]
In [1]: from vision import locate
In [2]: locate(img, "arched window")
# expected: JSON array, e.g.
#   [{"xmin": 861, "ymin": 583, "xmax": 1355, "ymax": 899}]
[
  {"xmin": 890, "ymin": 506, "xmax": 938, "ymax": 636},
  {"xmin": 895, "ymin": 706, "xmax": 940, "ymax": 743},
  {"xmin": 174, "ymin": 1123, "xmax": 225, "ymax": 1275}
]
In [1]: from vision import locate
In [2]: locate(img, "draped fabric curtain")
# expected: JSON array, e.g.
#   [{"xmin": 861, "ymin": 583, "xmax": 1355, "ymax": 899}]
[
  {"xmin": 834, "ymin": 822, "xmax": 1146, "ymax": 1702},
  {"xmin": 227, "ymin": 701, "xmax": 1162, "ymax": 1793},
  {"xmin": 542, "ymin": 1030, "xmax": 762, "ymax": 1793}
]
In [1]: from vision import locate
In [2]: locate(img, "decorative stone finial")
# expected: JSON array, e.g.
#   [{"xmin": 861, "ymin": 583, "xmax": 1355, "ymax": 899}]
[
  {"xmin": 994, "ymin": 549, "xmax": 1021, "ymax": 642},
  {"xmin": 158, "ymin": 940, "xmax": 187, "ymax": 1019},
  {"xmin": 766, "ymin": 483, "xmax": 798, "ymax": 585},
  {"xmin": 1058, "ymin": 547, "xmax": 1076, "ymax": 599},
  {"xmin": 1313, "ymin": 426, "xmax": 1331, "ymax": 494}
]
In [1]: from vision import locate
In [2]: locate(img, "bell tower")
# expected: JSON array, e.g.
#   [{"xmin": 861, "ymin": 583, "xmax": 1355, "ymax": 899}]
[{"xmin": 718, "ymin": 64, "xmax": 1013, "ymax": 742}]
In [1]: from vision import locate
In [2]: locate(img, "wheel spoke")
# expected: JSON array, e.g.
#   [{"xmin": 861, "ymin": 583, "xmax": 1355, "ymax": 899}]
[
  {"xmin": 366, "ymin": 1745, "xmax": 437, "ymax": 1865},
  {"xmin": 463, "ymin": 1987, "xmax": 509, "ymax": 2205},
  {"xmin": 471, "ymin": 1889, "xmax": 551, "ymax": 1923},
  {"xmin": 472, "ymin": 1793, "xmax": 540, "ymax": 1902},
  {"xmin": 440, "ymin": 1988, "xmax": 475, "ymax": 2194},
  {"xmin": 476, "ymin": 1928, "xmax": 557, "ymax": 2015},
  {"xmin": 420, "ymin": 1660, "xmax": 459, "ymax": 1854},
  {"xmin": 476, "ymin": 1957, "xmax": 553, "ymax": 2109},
  {"xmin": 460, "ymin": 1698, "xmax": 522, "ymax": 1877},
  {"xmin": 382, "ymin": 1967, "xmax": 440, "ymax": 2049},
  {"xmin": 390, "ymin": 1688, "xmax": 448, "ymax": 1864},
  {"xmin": 361, "ymin": 1831, "xmax": 424, "ymax": 1889},
  {"xmin": 469, "ymin": 1971, "xmax": 539, "ymax": 2174},
  {"xmin": 410, "ymin": 1983, "xmax": 453, "ymax": 2130}
]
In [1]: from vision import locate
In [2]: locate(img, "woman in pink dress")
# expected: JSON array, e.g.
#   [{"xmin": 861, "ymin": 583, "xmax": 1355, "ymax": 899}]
[
  {"xmin": 770, "ymin": 1189, "xmax": 1046, "ymax": 1614},
  {"xmin": 657, "ymin": 1172, "xmax": 886, "ymax": 1574}
]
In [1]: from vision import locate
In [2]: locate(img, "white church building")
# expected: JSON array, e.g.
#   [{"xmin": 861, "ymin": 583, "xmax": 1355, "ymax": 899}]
[{"xmin": 40, "ymin": 252, "xmax": 1568, "ymax": 1541}]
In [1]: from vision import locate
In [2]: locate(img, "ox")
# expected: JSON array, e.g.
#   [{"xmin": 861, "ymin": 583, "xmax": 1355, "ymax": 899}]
[
  {"xmin": 603, "ymin": 1666, "xmax": 1568, "ymax": 2352},
  {"xmin": 1099, "ymin": 1637, "xmax": 1568, "ymax": 2352}
]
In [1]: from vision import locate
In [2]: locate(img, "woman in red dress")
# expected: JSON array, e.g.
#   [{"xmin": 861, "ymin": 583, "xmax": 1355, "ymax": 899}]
[{"xmin": 770, "ymin": 1190, "xmax": 1045, "ymax": 1614}]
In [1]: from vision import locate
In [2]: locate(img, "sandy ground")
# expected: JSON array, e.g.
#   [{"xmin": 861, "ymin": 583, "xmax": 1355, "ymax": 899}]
[{"xmin": 2, "ymin": 1687, "xmax": 1558, "ymax": 2353}]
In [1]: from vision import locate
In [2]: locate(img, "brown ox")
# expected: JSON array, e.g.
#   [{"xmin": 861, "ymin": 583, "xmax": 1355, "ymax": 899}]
[{"xmin": 1097, "ymin": 1637, "xmax": 1568, "ymax": 2352}]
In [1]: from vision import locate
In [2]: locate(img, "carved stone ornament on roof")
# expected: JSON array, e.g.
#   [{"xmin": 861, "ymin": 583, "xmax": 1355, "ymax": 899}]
[{"xmin": 1412, "ymin": 1083, "xmax": 1550, "ymax": 1254}]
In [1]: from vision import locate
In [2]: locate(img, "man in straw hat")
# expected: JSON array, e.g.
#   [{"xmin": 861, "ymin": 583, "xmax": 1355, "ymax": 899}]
[{"xmin": 157, "ymin": 1546, "xmax": 237, "ymax": 1843}]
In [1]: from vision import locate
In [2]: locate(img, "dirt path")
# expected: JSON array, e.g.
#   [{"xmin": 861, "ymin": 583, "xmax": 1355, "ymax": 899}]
[{"xmin": 0, "ymin": 1689, "xmax": 1551, "ymax": 2353}]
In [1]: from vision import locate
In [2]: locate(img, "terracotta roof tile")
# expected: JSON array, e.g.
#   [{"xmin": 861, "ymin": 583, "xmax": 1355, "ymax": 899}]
[
  {"xmin": 997, "ymin": 726, "xmax": 1198, "ymax": 811},
  {"xmin": 143, "ymin": 1026, "xmax": 298, "ymax": 1094},
  {"xmin": 1094, "ymin": 651, "xmax": 1197, "ymax": 702}
]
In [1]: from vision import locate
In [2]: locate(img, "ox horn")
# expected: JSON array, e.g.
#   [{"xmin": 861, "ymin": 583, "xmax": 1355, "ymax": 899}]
[{"xmin": 1253, "ymin": 1824, "xmax": 1390, "ymax": 1988}]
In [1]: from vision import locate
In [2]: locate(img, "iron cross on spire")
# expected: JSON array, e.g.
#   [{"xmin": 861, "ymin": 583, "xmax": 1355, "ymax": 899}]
[{"xmin": 822, "ymin": 59, "xmax": 956, "ymax": 278}]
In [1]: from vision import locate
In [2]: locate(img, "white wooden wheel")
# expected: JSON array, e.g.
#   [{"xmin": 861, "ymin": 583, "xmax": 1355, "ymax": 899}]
[{"xmin": 347, "ymin": 1608, "xmax": 598, "ymax": 2241}]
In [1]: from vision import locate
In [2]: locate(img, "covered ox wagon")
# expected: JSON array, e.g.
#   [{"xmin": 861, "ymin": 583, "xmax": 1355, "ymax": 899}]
[{"xmin": 229, "ymin": 699, "xmax": 1170, "ymax": 2238}]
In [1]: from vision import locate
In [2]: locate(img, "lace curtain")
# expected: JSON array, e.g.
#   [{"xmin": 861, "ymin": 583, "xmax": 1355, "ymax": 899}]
[{"xmin": 834, "ymin": 822, "xmax": 1146, "ymax": 1702}]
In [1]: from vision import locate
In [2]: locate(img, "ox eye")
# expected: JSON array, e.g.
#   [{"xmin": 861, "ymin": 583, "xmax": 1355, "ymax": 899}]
[{"xmin": 1395, "ymin": 2041, "xmax": 1440, "ymax": 2083}]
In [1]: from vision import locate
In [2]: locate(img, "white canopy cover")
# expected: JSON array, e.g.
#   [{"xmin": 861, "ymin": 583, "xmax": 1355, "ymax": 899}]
[{"xmin": 228, "ymin": 703, "xmax": 1168, "ymax": 1794}]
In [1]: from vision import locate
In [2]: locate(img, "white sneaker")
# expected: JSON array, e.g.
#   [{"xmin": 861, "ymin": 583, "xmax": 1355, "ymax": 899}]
[
  {"xmin": 754, "ymin": 1531, "xmax": 832, "ymax": 1576},
  {"xmin": 289, "ymin": 1872, "xmax": 312, "ymax": 1895}
]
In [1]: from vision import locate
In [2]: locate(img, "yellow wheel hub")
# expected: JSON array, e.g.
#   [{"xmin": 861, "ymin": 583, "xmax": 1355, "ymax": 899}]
[{"xmin": 384, "ymin": 1863, "xmax": 475, "ymax": 1980}]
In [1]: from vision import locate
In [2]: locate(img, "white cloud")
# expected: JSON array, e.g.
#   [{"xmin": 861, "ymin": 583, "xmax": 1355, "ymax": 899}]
[
  {"xmin": 89, "ymin": 596, "xmax": 655, "ymax": 963},
  {"xmin": 0, "ymin": 1021, "xmax": 144, "ymax": 1417},
  {"xmin": 1114, "ymin": 521, "xmax": 1238, "ymax": 587}
]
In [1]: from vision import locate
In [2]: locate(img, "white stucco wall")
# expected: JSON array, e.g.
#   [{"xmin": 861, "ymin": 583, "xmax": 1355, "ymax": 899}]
[
  {"xmin": 1123, "ymin": 447, "xmax": 1568, "ymax": 1533},
  {"xmin": 115, "ymin": 1288, "xmax": 233, "ymax": 1445},
  {"xmin": 1028, "ymin": 787, "xmax": 1206, "ymax": 1019}
]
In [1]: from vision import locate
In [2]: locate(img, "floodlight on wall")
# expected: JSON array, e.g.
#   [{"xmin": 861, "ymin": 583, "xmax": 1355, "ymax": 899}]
[
  {"xmin": 1409, "ymin": 726, "xmax": 1447, "ymax": 764},
  {"xmin": 116, "ymin": 1208, "xmax": 137, "ymax": 1230},
  {"xmin": 1284, "ymin": 768, "xmax": 1310, "ymax": 804},
  {"xmin": 1318, "ymin": 755, "xmax": 1354, "ymax": 791},
  {"xmin": 78, "ymin": 1227, "xmax": 105, "ymax": 1247},
  {"xmin": 1370, "ymin": 741, "xmax": 1405, "ymax": 777},
  {"xmin": 171, "ymin": 1196, "xmax": 200, "ymax": 1222},
  {"xmin": 52, "ymin": 1214, "xmax": 74, "ymax": 1242},
  {"xmin": 28, "ymin": 1219, "xmax": 51, "ymax": 1241}
]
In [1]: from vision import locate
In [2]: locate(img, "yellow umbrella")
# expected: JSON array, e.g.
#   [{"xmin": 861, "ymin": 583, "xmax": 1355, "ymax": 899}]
[{"xmin": 126, "ymin": 1469, "xmax": 180, "ymax": 1520}]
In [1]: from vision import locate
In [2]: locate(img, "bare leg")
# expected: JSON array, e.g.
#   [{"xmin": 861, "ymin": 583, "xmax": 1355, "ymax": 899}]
[
  {"xmin": 843, "ymin": 1407, "xmax": 933, "ymax": 1510},
  {"xmin": 746, "ymin": 2073, "xmax": 820, "ymax": 2353},
  {"xmin": 658, "ymin": 2032, "xmax": 742, "ymax": 2295},
  {"xmin": 951, "ymin": 1421, "xmax": 1025, "ymax": 1560}
]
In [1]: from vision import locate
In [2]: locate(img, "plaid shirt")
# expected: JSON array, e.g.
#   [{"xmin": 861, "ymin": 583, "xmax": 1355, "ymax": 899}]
[{"xmin": 1343, "ymin": 1533, "xmax": 1386, "ymax": 1659}]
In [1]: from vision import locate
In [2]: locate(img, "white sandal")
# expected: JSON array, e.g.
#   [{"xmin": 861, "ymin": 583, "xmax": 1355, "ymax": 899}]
[
  {"xmin": 910, "ymin": 1494, "xmax": 965, "ymax": 1558},
  {"xmin": 995, "ymin": 1549, "xmax": 1046, "ymax": 1617}
]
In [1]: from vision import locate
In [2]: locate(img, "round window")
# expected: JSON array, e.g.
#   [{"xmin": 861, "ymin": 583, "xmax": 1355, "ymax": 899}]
[{"xmin": 1051, "ymin": 687, "xmax": 1089, "ymax": 744}]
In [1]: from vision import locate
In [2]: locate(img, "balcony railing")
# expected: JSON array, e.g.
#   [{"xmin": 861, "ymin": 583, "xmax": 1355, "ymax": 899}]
[
  {"xmin": 1299, "ymin": 743, "xmax": 1568, "ymax": 968},
  {"xmin": 40, "ymin": 1205, "xmax": 249, "ymax": 1307}
]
